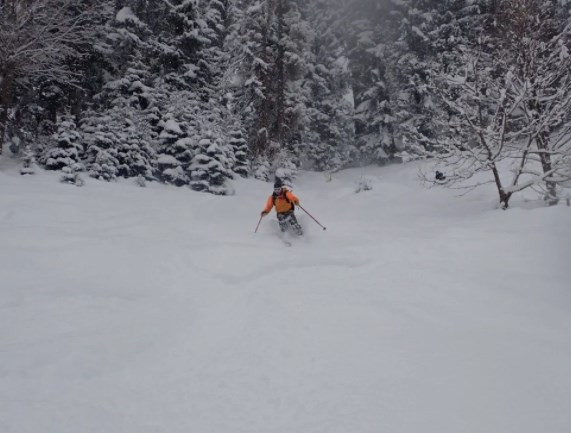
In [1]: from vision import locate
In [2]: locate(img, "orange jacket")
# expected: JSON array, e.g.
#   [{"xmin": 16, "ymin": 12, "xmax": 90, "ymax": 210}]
[{"xmin": 263, "ymin": 190, "xmax": 299, "ymax": 214}]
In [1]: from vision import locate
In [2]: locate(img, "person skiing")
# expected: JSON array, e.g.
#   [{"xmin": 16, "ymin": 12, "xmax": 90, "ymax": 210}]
[{"xmin": 261, "ymin": 179, "xmax": 303, "ymax": 235}]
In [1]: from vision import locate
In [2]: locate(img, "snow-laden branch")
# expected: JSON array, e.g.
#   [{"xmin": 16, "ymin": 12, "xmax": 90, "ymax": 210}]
[{"xmin": 0, "ymin": 0, "xmax": 94, "ymax": 85}]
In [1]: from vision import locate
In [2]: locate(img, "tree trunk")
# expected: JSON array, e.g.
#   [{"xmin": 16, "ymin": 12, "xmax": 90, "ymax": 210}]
[
  {"xmin": 276, "ymin": 0, "xmax": 285, "ymax": 146},
  {"xmin": 528, "ymin": 94, "xmax": 559, "ymax": 205},
  {"xmin": 0, "ymin": 68, "xmax": 14, "ymax": 156},
  {"xmin": 0, "ymin": 106, "xmax": 6, "ymax": 156},
  {"xmin": 253, "ymin": 0, "xmax": 273, "ymax": 156},
  {"xmin": 536, "ymin": 133, "xmax": 558, "ymax": 205},
  {"xmin": 490, "ymin": 163, "xmax": 510, "ymax": 209}
]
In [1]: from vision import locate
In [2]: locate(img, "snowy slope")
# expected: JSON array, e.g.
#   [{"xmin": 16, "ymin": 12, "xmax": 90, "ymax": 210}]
[{"xmin": 1, "ymin": 161, "xmax": 570, "ymax": 433}]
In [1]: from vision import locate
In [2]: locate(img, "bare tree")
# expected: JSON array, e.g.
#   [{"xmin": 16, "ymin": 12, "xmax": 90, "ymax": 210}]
[
  {"xmin": 498, "ymin": 0, "xmax": 571, "ymax": 205},
  {"xmin": 419, "ymin": 48, "xmax": 525, "ymax": 209},
  {"xmin": 419, "ymin": 0, "xmax": 571, "ymax": 208},
  {"xmin": 506, "ymin": 36, "xmax": 571, "ymax": 204},
  {"xmin": 0, "ymin": 0, "xmax": 93, "ymax": 154}
]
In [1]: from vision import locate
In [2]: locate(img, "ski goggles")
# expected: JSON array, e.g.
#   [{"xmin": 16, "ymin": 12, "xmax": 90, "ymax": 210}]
[{"xmin": 274, "ymin": 187, "xmax": 283, "ymax": 194}]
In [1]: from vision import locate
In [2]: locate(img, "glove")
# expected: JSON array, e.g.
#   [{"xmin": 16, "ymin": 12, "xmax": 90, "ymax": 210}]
[{"xmin": 261, "ymin": 211, "xmax": 268, "ymax": 216}]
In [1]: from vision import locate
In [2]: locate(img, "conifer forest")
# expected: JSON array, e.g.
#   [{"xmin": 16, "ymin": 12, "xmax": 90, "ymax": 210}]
[{"xmin": 1, "ymin": 0, "xmax": 570, "ymax": 205}]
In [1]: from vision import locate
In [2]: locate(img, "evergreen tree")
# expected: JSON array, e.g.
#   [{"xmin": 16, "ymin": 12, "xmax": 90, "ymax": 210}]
[
  {"xmin": 157, "ymin": 113, "xmax": 192, "ymax": 186},
  {"xmin": 228, "ymin": 122, "xmax": 250, "ymax": 177},
  {"xmin": 345, "ymin": 0, "xmax": 391, "ymax": 163},
  {"xmin": 115, "ymin": 118, "xmax": 157, "ymax": 179},
  {"xmin": 82, "ymin": 61, "xmax": 158, "ymax": 181},
  {"xmin": 190, "ymin": 128, "xmax": 233, "ymax": 195},
  {"xmin": 7, "ymin": 0, "xmax": 569, "ymax": 197},
  {"xmin": 279, "ymin": 0, "xmax": 313, "ymax": 159},
  {"xmin": 228, "ymin": 0, "xmax": 276, "ymax": 158},
  {"xmin": 82, "ymin": 112, "xmax": 120, "ymax": 181},
  {"xmin": 44, "ymin": 114, "xmax": 84, "ymax": 172},
  {"xmin": 305, "ymin": 0, "xmax": 355, "ymax": 170},
  {"xmin": 197, "ymin": 0, "xmax": 230, "ymax": 96}
]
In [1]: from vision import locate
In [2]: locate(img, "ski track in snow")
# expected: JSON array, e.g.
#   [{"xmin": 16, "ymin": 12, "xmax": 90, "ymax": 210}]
[{"xmin": 1, "ymin": 162, "xmax": 571, "ymax": 433}]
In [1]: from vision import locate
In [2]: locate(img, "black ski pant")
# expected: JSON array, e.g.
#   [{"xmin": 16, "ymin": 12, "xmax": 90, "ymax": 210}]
[{"xmin": 277, "ymin": 211, "xmax": 303, "ymax": 235}]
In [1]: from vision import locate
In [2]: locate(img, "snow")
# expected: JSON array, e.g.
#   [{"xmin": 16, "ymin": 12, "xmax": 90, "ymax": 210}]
[
  {"xmin": 1, "ymin": 161, "xmax": 571, "ymax": 433},
  {"xmin": 342, "ymin": 87, "xmax": 355, "ymax": 108},
  {"xmin": 163, "ymin": 118, "xmax": 183, "ymax": 135},
  {"xmin": 412, "ymin": 25, "xmax": 429, "ymax": 41},
  {"xmin": 115, "ymin": 7, "xmax": 141, "ymax": 25},
  {"xmin": 157, "ymin": 154, "xmax": 179, "ymax": 165},
  {"xmin": 355, "ymin": 99, "xmax": 372, "ymax": 114},
  {"xmin": 334, "ymin": 55, "xmax": 350, "ymax": 71},
  {"xmin": 247, "ymin": 2, "xmax": 264, "ymax": 14}
]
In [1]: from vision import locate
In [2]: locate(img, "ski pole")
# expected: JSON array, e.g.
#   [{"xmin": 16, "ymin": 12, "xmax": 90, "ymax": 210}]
[
  {"xmin": 254, "ymin": 214, "xmax": 264, "ymax": 233},
  {"xmin": 298, "ymin": 204, "xmax": 327, "ymax": 231}
]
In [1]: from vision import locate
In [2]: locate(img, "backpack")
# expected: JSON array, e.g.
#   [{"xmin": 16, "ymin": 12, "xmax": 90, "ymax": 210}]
[{"xmin": 272, "ymin": 190, "xmax": 295, "ymax": 211}]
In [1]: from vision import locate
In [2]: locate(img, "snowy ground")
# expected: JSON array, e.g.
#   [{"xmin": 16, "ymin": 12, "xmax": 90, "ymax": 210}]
[{"xmin": 1, "ymin": 159, "xmax": 570, "ymax": 433}]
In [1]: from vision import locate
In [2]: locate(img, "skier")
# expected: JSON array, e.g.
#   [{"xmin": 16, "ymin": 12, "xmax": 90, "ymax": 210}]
[{"xmin": 261, "ymin": 179, "xmax": 303, "ymax": 235}]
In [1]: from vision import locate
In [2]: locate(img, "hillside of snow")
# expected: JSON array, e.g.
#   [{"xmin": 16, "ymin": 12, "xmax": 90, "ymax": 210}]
[{"xmin": 1, "ymin": 161, "xmax": 570, "ymax": 433}]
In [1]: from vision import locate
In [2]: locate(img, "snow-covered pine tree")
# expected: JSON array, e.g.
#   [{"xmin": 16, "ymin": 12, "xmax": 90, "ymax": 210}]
[
  {"xmin": 251, "ymin": 154, "xmax": 272, "ymax": 181},
  {"xmin": 157, "ymin": 0, "xmax": 209, "ymax": 94},
  {"xmin": 157, "ymin": 113, "xmax": 192, "ymax": 186},
  {"xmin": 228, "ymin": 0, "xmax": 276, "ymax": 159},
  {"xmin": 345, "ymin": 0, "xmax": 393, "ymax": 164},
  {"xmin": 382, "ymin": 0, "xmax": 439, "ymax": 155},
  {"xmin": 44, "ymin": 114, "xmax": 84, "ymax": 172},
  {"xmin": 103, "ymin": 2, "xmax": 157, "ymax": 74},
  {"xmin": 423, "ymin": 0, "xmax": 487, "ymax": 151},
  {"xmin": 76, "ymin": 2, "xmax": 162, "ymax": 182},
  {"xmin": 82, "ymin": 112, "xmax": 120, "ymax": 181},
  {"xmin": 82, "ymin": 61, "xmax": 157, "ymax": 182},
  {"xmin": 229, "ymin": 0, "xmax": 313, "ymax": 171},
  {"xmin": 304, "ymin": 0, "xmax": 355, "ymax": 171},
  {"xmin": 199, "ymin": 0, "xmax": 249, "ymax": 182},
  {"xmin": 115, "ymin": 118, "xmax": 157, "ymax": 180},
  {"xmin": 276, "ymin": 0, "xmax": 312, "ymax": 159},
  {"xmin": 12, "ymin": 0, "xmax": 569, "ymax": 195},
  {"xmin": 196, "ymin": 0, "xmax": 230, "ymax": 98},
  {"xmin": 189, "ymin": 128, "xmax": 233, "ymax": 195},
  {"xmin": 272, "ymin": 149, "xmax": 297, "ymax": 187},
  {"xmin": 228, "ymin": 122, "xmax": 250, "ymax": 177}
]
